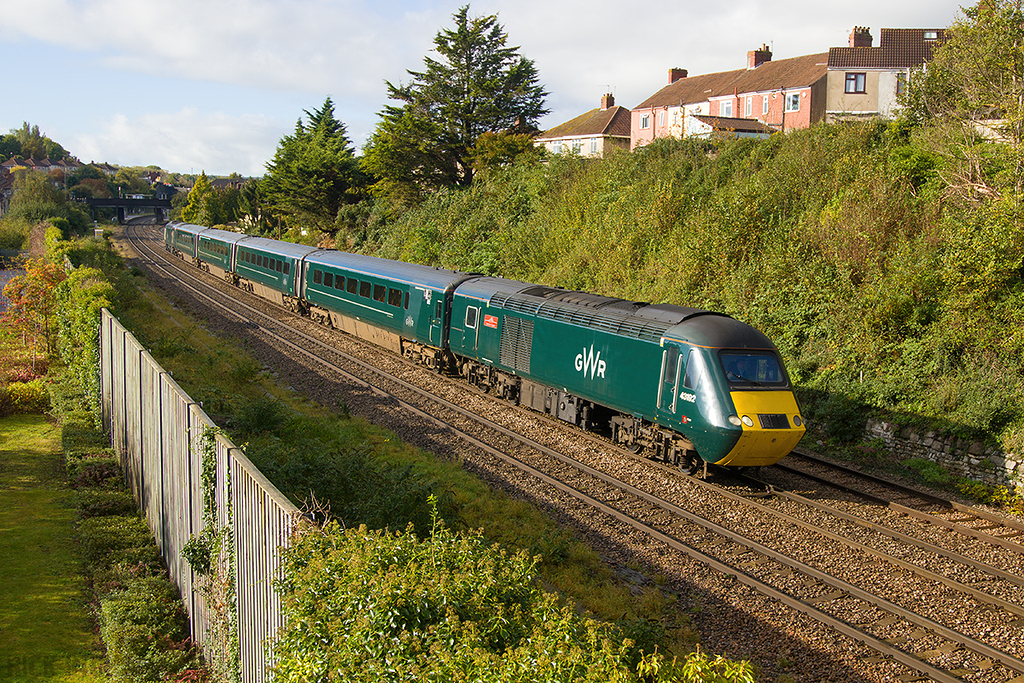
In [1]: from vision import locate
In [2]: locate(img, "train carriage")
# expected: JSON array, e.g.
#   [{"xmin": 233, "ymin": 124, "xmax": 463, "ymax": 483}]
[
  {"xmin": 234, "ymin": 237, "xmax": 318, "ymax": 310},
  {"xmin": 196, "ymin": 228, "xmax": 248, "ymax": 280},
  {"xmin": 165, "ymin": 222, "xmax": 205, "ymax": 259},
  {"xmin": 300, "ymin": 251, "xmax": 475, "ymax": 364}
]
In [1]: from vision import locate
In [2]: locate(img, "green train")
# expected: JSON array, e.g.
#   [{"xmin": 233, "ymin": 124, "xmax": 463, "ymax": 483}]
[{"xmin": 165, "ymin": 221, "xmax": 804, "ymax": 471}]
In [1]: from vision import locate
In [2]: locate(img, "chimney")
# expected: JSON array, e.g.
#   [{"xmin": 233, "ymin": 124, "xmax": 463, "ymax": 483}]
[
  {"xmin": 747, "ymin": 44, "xmax": 772, "ymax": 69},
  {"xmin": 601, "ymin": 93, "xmax": 615, "ymax": 110},
  {"xmin": 669, "ymin": 68, "xmax": 688, "ymax": 84},
  {"xmin": 849, "ymin": 26, "xmax": 873, "ymax": 48}
]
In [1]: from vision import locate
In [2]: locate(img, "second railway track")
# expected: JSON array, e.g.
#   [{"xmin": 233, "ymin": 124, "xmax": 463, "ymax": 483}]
[{"xmin": 123, "ymin": 218, "xmax": 1024, "ymax": 683}]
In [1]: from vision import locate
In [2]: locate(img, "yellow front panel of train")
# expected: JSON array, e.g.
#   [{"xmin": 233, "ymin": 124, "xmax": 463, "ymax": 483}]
[{"xmin": 717, "ymin": 391, "xmax": 805, "ymax": 466}]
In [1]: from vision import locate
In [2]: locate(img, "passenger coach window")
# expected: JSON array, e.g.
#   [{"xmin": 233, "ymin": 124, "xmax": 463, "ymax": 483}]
[
  {"xmin": 284, "ymin": 263, "xmax": 290, "ymax": 275},
  {"xmin": 324, "ymin": 273, "xmax": 334, "ymax": 288},
  {"xmin": 334, "ymin": 276, "xmax": 345, "ymax": 290},
  {"xmin": 359, "ymin": 281, "xmax": 371, "ymax": 298},
  {"xmin": 313, "ymin": 270, "xmax": 323, "ymax": 284},
  {"xmin": 387, "ymin": 288, "xmax": 402, "ymax": 307},
  {"xmin": 347, "ymin": 278, "xmax": 358, "ymax": 295},
  {"xmin": 373, "ymin": 284, "xmax": 386, "ymax": 302}
]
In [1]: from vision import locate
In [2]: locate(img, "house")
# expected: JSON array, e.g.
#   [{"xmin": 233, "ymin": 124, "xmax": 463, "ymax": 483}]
[
  {"xmin": 211, "ymin": 176, "xmax": 249, "ymax": 191},
  {"xmin": 0, "ymin": 156, "xmax": 83, "ymax": 179},
  {"xmin": 535, "ymin": 94, "xmax": 632, "ymax": 157},
  {"xmin": 826, "ymin": 27, "xmax": 946, "ymax": 121},
  {"xmin": 631, "ymin": 47, "xmax": 829, "ymax": 149}
]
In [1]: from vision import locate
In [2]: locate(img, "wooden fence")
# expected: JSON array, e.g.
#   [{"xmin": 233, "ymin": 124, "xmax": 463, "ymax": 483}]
[{"xmin": 100, "ymin": 308, "xmax": 299, "ymax": 682}]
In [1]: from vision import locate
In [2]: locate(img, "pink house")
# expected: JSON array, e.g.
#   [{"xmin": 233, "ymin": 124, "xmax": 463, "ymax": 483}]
[{"xmin": 631, "ymin": 48, "xmax": 828, "ymax": 149}]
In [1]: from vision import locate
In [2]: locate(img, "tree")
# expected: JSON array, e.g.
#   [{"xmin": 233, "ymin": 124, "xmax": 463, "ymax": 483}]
[
  {"xmin": 2, "ymin": 259, "xmax": 68, "ymax": 364},
  {"xmin": 262, "ymin": 97, "xmax": 366, "ymax": 235},
  {"xmin": 11, "ymin": 122, "xmax": 68, "ymax": 160},
  {"xmin": 905, "ymin": 0, "xmax": 1024, "ymax": 196},
  {"xmin": 5, "ymin": 170, "xmax": 90, "ymax": 230},
  {"xmin": 362, "ymin": 5, "xmax": 548, "ymax": 203},
  {"xmin": 181, "ymin": 172, "xmax": 214, "ymax": 225}
]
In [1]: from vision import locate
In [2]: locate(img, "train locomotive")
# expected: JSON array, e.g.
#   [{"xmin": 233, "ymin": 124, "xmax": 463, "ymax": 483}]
[{"xmin": 164, "ymin": 221, "xmax": 805, "ymax": 471}]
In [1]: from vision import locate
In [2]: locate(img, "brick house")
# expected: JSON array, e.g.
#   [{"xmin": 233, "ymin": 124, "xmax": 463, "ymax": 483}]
[
  {"xmin": 826, "ymin": 27, "xmax": 946, "ymax": 121},
  {"xmin": 631, "ymin": 47, "xmax": 828, "ymax": 149},
  {"xmin": 535, "ymin": 94, "xmax": 632, "ymax": 157}
]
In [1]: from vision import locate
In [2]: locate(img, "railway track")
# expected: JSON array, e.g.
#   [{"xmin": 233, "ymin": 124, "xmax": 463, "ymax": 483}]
[
  {"xmin": 779, "ymin": 450, "xmax": 1024, "ymax": 553},
  {"xmin": 123, "ymin": 218, "xmax": 1024, "ymax": 682}
]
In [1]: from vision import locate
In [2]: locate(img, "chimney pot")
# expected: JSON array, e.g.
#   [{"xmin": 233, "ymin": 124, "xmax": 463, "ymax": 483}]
[
  {"xmin": 849, "ymin": 26, "xmax": 873, "ymax": 48},
  {"xmin": 669, "ymin": 68, "xmax": 688, "ymax": 84},
  {"xmin": 747, "ymin": 44, "xmax": 772, "ymax": 69},
  {"xmin": 601, "ymin": 93, "xmax": 615, "ymax": 110}
]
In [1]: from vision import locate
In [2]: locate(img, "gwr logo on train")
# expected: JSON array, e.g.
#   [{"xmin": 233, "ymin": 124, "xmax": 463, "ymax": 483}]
[{"xmin": 574, "ymin": 345, "xmax": 607, "ymax": 379}]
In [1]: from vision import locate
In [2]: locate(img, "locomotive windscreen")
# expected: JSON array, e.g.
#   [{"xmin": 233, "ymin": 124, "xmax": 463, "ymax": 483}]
[{"xmin": 719, "ymin": 352, "xmax": 788, "ymax": 387}]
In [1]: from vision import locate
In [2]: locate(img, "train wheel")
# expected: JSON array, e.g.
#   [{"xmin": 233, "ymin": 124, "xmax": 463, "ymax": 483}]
[{"xmin": 681, "ymin": 451, "xmax": 703, "ymax": 477}]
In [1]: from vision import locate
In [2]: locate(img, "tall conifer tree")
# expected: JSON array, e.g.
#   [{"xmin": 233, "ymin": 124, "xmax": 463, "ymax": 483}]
[{"xmin": 363, "ymin": 5, "xmax": 548, "ymax": 204}]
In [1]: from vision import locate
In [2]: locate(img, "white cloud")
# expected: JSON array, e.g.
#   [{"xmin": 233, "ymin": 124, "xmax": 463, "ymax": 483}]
[{"xmin": 72, "ymin": 109, "xmax": 281, "ymax": 176}]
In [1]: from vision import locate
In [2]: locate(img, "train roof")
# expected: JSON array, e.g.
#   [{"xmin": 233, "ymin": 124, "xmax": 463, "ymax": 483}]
[
  {"xmin": 459, "ymin": 277, "xmax": 730, "ymax": 343},
  {"xmin": 460, "ymin": 276, "xmax": 774, "ymax": 349},
  {"xmin": 305, "ymin": 250, "xmax": 475, "ymax": 291},
  {"xmin": 170, "ymin": 222, "xmax": 208, "ymax": 236},
  {"xmin": 196, "ymin": 227, "xmax": 249, "ymax": 244},
  {"xmin": 236, "ymin": 236, "xmax": 320, "ymax": 259},
  {"xmin": 666, "ymin": 315, "xmax": 776, "ymax": 351}
]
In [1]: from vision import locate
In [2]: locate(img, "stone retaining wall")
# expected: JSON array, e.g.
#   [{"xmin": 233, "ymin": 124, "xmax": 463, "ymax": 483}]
[{"xmin": 863, "ymin": 419, "xmax": 1021, "ymax": 492}]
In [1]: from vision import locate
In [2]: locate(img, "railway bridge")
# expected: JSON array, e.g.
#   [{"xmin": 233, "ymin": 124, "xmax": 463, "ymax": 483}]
[{"xmin": 87, "ymin": 196, "xmax": 173, "ymax": 223}]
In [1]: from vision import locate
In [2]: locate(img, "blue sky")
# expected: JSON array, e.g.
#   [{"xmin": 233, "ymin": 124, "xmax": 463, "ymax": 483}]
[{"xmin": 0, "ymin": 0, "xmax": 966, "ymax": 177}]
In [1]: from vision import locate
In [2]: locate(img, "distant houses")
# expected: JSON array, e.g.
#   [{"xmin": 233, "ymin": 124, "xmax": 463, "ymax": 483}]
[
  {"xmin": 538, "ymin": 25, "xmax": 947, "ymax": 156},
  {"xmin": 534, "ymin": 94, "xmax": 631, "ymax": 158}
]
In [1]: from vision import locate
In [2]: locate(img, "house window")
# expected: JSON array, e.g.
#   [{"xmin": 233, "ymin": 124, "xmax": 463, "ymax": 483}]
[
  {"xmin": 763, "ymin": 96, "xmax": 769, "ymax": 115},
  {"xmin": 845, "ymin": 72, "xmax": 867, "ymax": 94},
  {"xmin": 785, "ymin": 93, "xmax": 800, "ymax": 112},
  {"xmin": 924, "ymin": 30, "xmax": 938, "ymax": 40},
  {"xmin": 640, "ymin": 114, "xmax": 650, "ymax": 129},
  {"xmin": 721, "ymin": 101, "xmax": 732, "ymax": 117},
  {"xmin": 896, "ymin": 72, "xmax": 908, "ymax": 95},
  {"xmin": 590, "ymin": 138, "xmax": 598, "ymax": 154},
  {"xmin": 658, "ymin": 110, "xmax": 665, "ymax": 126},
  {"xmin": 552, "ymin": 141, "xmax": 562, "ymax": 154},
  {"xmin": 745, "ymin": 97, "xmax": 752, "ymax": 117},
  {"xmin": 571, "ymin": 140, "xmax": 581, "ymax": 154}
]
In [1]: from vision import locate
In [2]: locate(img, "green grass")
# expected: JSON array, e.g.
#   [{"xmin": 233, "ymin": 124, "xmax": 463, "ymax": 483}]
[{"xmin": 0, "ymin": 414, "xmax": 106, "ymax": 682}]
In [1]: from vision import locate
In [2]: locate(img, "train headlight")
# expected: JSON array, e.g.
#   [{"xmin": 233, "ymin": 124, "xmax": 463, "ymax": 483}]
[
  {"xmin": 741, "ymin": 415, "xmax": 754, "ymax": 427},
  {"xmin": 728, "ymin": 415, "xmax": 741, "ymax": 426},
  {"xmin": 793, "ymin": 415, "xmax": 803, "ymax": 427}
]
